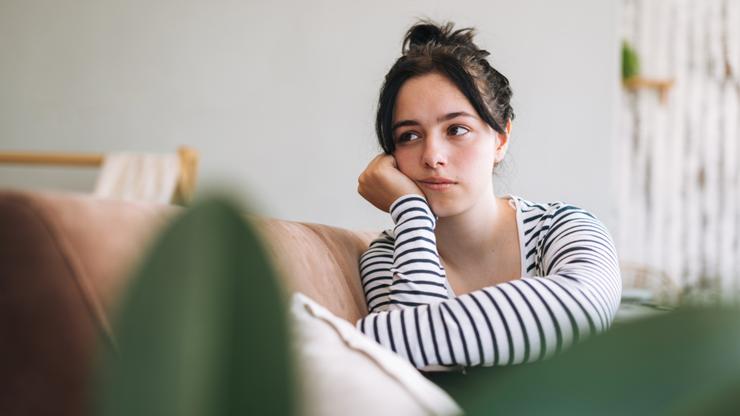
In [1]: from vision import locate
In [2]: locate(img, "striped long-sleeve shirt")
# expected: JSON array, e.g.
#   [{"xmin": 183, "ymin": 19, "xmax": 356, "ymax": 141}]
[{"xmin": 355, "ymin": 194, "xmax": 622, "ymax": 371}]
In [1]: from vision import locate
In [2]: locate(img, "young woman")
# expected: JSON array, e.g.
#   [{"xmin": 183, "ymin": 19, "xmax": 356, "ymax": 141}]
[{"xmin": 354, "ymin": 21, "xmax": 622, "ymax": 373}]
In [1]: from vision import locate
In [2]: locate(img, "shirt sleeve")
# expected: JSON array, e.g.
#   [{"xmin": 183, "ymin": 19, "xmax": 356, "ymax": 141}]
[
  {"xmin": 355, "ymin": 202, "xmax": 622, "ymax": 369},
  {"xmin": 358, "ymin": 194, "xmax": 453, "ymax": 314}
]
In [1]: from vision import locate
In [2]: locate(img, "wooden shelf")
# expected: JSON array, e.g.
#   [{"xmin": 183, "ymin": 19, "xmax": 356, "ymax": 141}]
[{"xmin": 623, "ymin": 76, "xmax": 675, "ymax": 104}]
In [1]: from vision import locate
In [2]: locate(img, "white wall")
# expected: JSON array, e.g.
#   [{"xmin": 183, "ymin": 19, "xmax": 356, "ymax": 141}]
[{"xmin": 0, "ymin": 0, "xmax": 621, "ymax": 232}]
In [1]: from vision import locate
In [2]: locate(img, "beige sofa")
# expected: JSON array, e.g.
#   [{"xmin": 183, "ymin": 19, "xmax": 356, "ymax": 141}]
[{"xmin": 0, "ymin": 189, "xmax": 396, "ymax": 416}]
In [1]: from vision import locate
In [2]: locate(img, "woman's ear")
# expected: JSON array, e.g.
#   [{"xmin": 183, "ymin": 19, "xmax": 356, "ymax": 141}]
[{"xmin": 494, "ymin": 119, "xmax": 513, "ymax": 163}]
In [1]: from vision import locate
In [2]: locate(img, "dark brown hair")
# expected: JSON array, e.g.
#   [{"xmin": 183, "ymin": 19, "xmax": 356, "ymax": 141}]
[{"xmin": 375, "ymin": 20, "xmax": 515, "ymax": 156}]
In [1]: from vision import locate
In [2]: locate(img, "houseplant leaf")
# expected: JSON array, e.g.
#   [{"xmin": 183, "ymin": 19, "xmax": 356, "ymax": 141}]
[{"xmin": 96, "ymin": 196, "xmax": 296, "ymax": 416}]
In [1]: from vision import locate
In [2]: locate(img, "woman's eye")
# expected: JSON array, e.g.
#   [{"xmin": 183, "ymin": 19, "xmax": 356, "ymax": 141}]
[
  {"xmin": 448, "ymin": 125, "xmax": 470, "ymax": 136},
  {"xmin": 397, "ymin": 131, "xmax": 420, "ymax": 143}
]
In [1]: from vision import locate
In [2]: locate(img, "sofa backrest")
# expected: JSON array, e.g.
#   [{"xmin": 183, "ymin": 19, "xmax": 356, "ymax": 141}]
[
  {"xmin": 0, "ymin": 189, "xmax": 377, "ymax": 415},
  {"xmin": 252, "ymin": 217, "xmax": 377, "ymax": 323}
]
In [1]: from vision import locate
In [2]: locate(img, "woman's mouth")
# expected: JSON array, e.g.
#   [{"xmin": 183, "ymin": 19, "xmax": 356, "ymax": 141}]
[{"xmin": 419, "ymin": 181, "xmax": 456, "ymax": 191}]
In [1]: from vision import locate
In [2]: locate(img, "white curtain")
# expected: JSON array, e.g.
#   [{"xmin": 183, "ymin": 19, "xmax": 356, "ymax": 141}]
[{"xmin": 618, "ymin": 0, "xmax": 740, "ymax": 303}]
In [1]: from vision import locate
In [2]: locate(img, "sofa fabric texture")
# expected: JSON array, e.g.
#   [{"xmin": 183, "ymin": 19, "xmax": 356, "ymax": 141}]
[{"xmin": 0, "ymin": 189, "xmax": 379, "ymax": 415}]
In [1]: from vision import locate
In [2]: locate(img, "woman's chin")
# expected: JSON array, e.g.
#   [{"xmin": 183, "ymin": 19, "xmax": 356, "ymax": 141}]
[{"xmin": 427, "ymin": 198, "xmax": 458, "ymax": 219}]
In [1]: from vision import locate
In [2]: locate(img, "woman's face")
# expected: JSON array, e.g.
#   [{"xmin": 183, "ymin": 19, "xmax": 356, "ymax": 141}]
[{"xmin": 392, "ymin": 71, "xmax": 507, "ymax": 218}]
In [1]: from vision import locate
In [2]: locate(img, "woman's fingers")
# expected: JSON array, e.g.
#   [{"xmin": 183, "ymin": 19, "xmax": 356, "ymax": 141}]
[{"xmin": 358, "ymin": 153, "xmax": 424, "ymax": 213}]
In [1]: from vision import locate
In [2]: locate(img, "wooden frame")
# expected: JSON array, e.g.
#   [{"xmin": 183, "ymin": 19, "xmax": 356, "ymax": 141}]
[{"xmin": 0, "ymin": 146, "xmax": 199, "ymax": 203}]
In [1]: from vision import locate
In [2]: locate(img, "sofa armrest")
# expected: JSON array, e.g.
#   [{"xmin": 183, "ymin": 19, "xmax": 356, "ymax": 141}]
[{"xmin": 0, "ymin": 189, "xmax": 176, "ymax": 416}]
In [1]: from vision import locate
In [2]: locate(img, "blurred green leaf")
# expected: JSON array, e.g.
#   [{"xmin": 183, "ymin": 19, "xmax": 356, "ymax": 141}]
[
  {"xmin": 96, "ymin": 196, "xmax": 296, "ymax": 416},
  {"xmin": 453, "ymin": 307, "xmax": 740, "ymax": 415},
  {"xmin": 622, "ymin": 40, "xmax": 640, "ymax": 80}
]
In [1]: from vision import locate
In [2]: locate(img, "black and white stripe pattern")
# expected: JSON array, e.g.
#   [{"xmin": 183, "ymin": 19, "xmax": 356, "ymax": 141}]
[
  {"xmin": 356, "ymin": 194, "xmax": 622, "ymax": 369},
  {"xmin": 359, "ymin": 195, "xmax": 452, "ymax": 312}
]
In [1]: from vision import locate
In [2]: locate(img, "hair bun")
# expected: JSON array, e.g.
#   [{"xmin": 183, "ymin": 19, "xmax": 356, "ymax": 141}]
[
  {"xmin": 402, "ymin": 20, "xmax": 477, "ymax": 53},
  {"xmin": 405, "ymin": 23, "xmax": 444, "ymax": 48}
]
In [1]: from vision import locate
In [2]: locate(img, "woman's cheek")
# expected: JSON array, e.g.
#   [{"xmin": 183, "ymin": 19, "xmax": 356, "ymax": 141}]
[
  {"xmin": 392, "ymin": 151, "xmax": 412, "ymax": 174},
  {"xmin": 451, "ymin": 150, "xmax": 479, "ymax": 180}
]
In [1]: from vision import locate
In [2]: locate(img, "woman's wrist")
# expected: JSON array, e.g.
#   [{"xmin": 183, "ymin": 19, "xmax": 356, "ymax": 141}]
[{"xmin": 389, "ymin": 194, "xmax": 435, "ymax": 226}]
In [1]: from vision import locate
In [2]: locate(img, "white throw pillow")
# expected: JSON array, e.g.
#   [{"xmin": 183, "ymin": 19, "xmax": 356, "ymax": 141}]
[{"xmin": 289, "ymin": 292, "xmax": 463, "ymax": 416}]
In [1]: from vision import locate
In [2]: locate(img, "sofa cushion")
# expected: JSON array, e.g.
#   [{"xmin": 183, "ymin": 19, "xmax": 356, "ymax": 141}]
[{"xmin": 290, "ymin": 292, "xmax": 462, "ymax": 416}]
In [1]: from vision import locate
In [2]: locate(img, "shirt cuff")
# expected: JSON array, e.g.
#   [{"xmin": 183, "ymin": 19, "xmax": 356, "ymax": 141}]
[{"xmin": 389, "ymin": 194, "xmax": 436, "ymax": 226}]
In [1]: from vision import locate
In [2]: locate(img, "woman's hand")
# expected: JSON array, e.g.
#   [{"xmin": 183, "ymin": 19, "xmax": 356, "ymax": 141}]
[{"xmin": 358, "ymin": 154, "xmax": 425, "ymax": 213}]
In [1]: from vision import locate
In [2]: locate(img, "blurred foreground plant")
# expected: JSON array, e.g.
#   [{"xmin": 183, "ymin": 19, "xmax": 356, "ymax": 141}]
[
  {"xmin": 443, "ymin": 306, "xmax": 740, "ymax": 415},
  {"xmin": 94, "ymin": 196, "xmax": 296, "ymax": 416}
]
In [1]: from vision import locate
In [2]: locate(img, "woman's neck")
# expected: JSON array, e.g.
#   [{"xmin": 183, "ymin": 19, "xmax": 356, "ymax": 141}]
[{"xmin": 435, "ymin": 191, "xmax": 509, "ymax": 270}]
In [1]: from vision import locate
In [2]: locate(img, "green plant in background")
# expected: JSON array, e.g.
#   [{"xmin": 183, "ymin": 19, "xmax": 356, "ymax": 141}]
[
  {"xmin": 622, "ymin": 40, "xmax": 640, "ymax": 80},
  {"xmin": 95, "ymin": 196, "xmax": 296, "ymax": 416}
]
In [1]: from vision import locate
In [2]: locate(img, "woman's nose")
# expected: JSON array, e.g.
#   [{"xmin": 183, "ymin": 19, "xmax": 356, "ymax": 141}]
[{"xmin": 421, "ymin": 135, "xmax": 447, "ymax": 169}]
